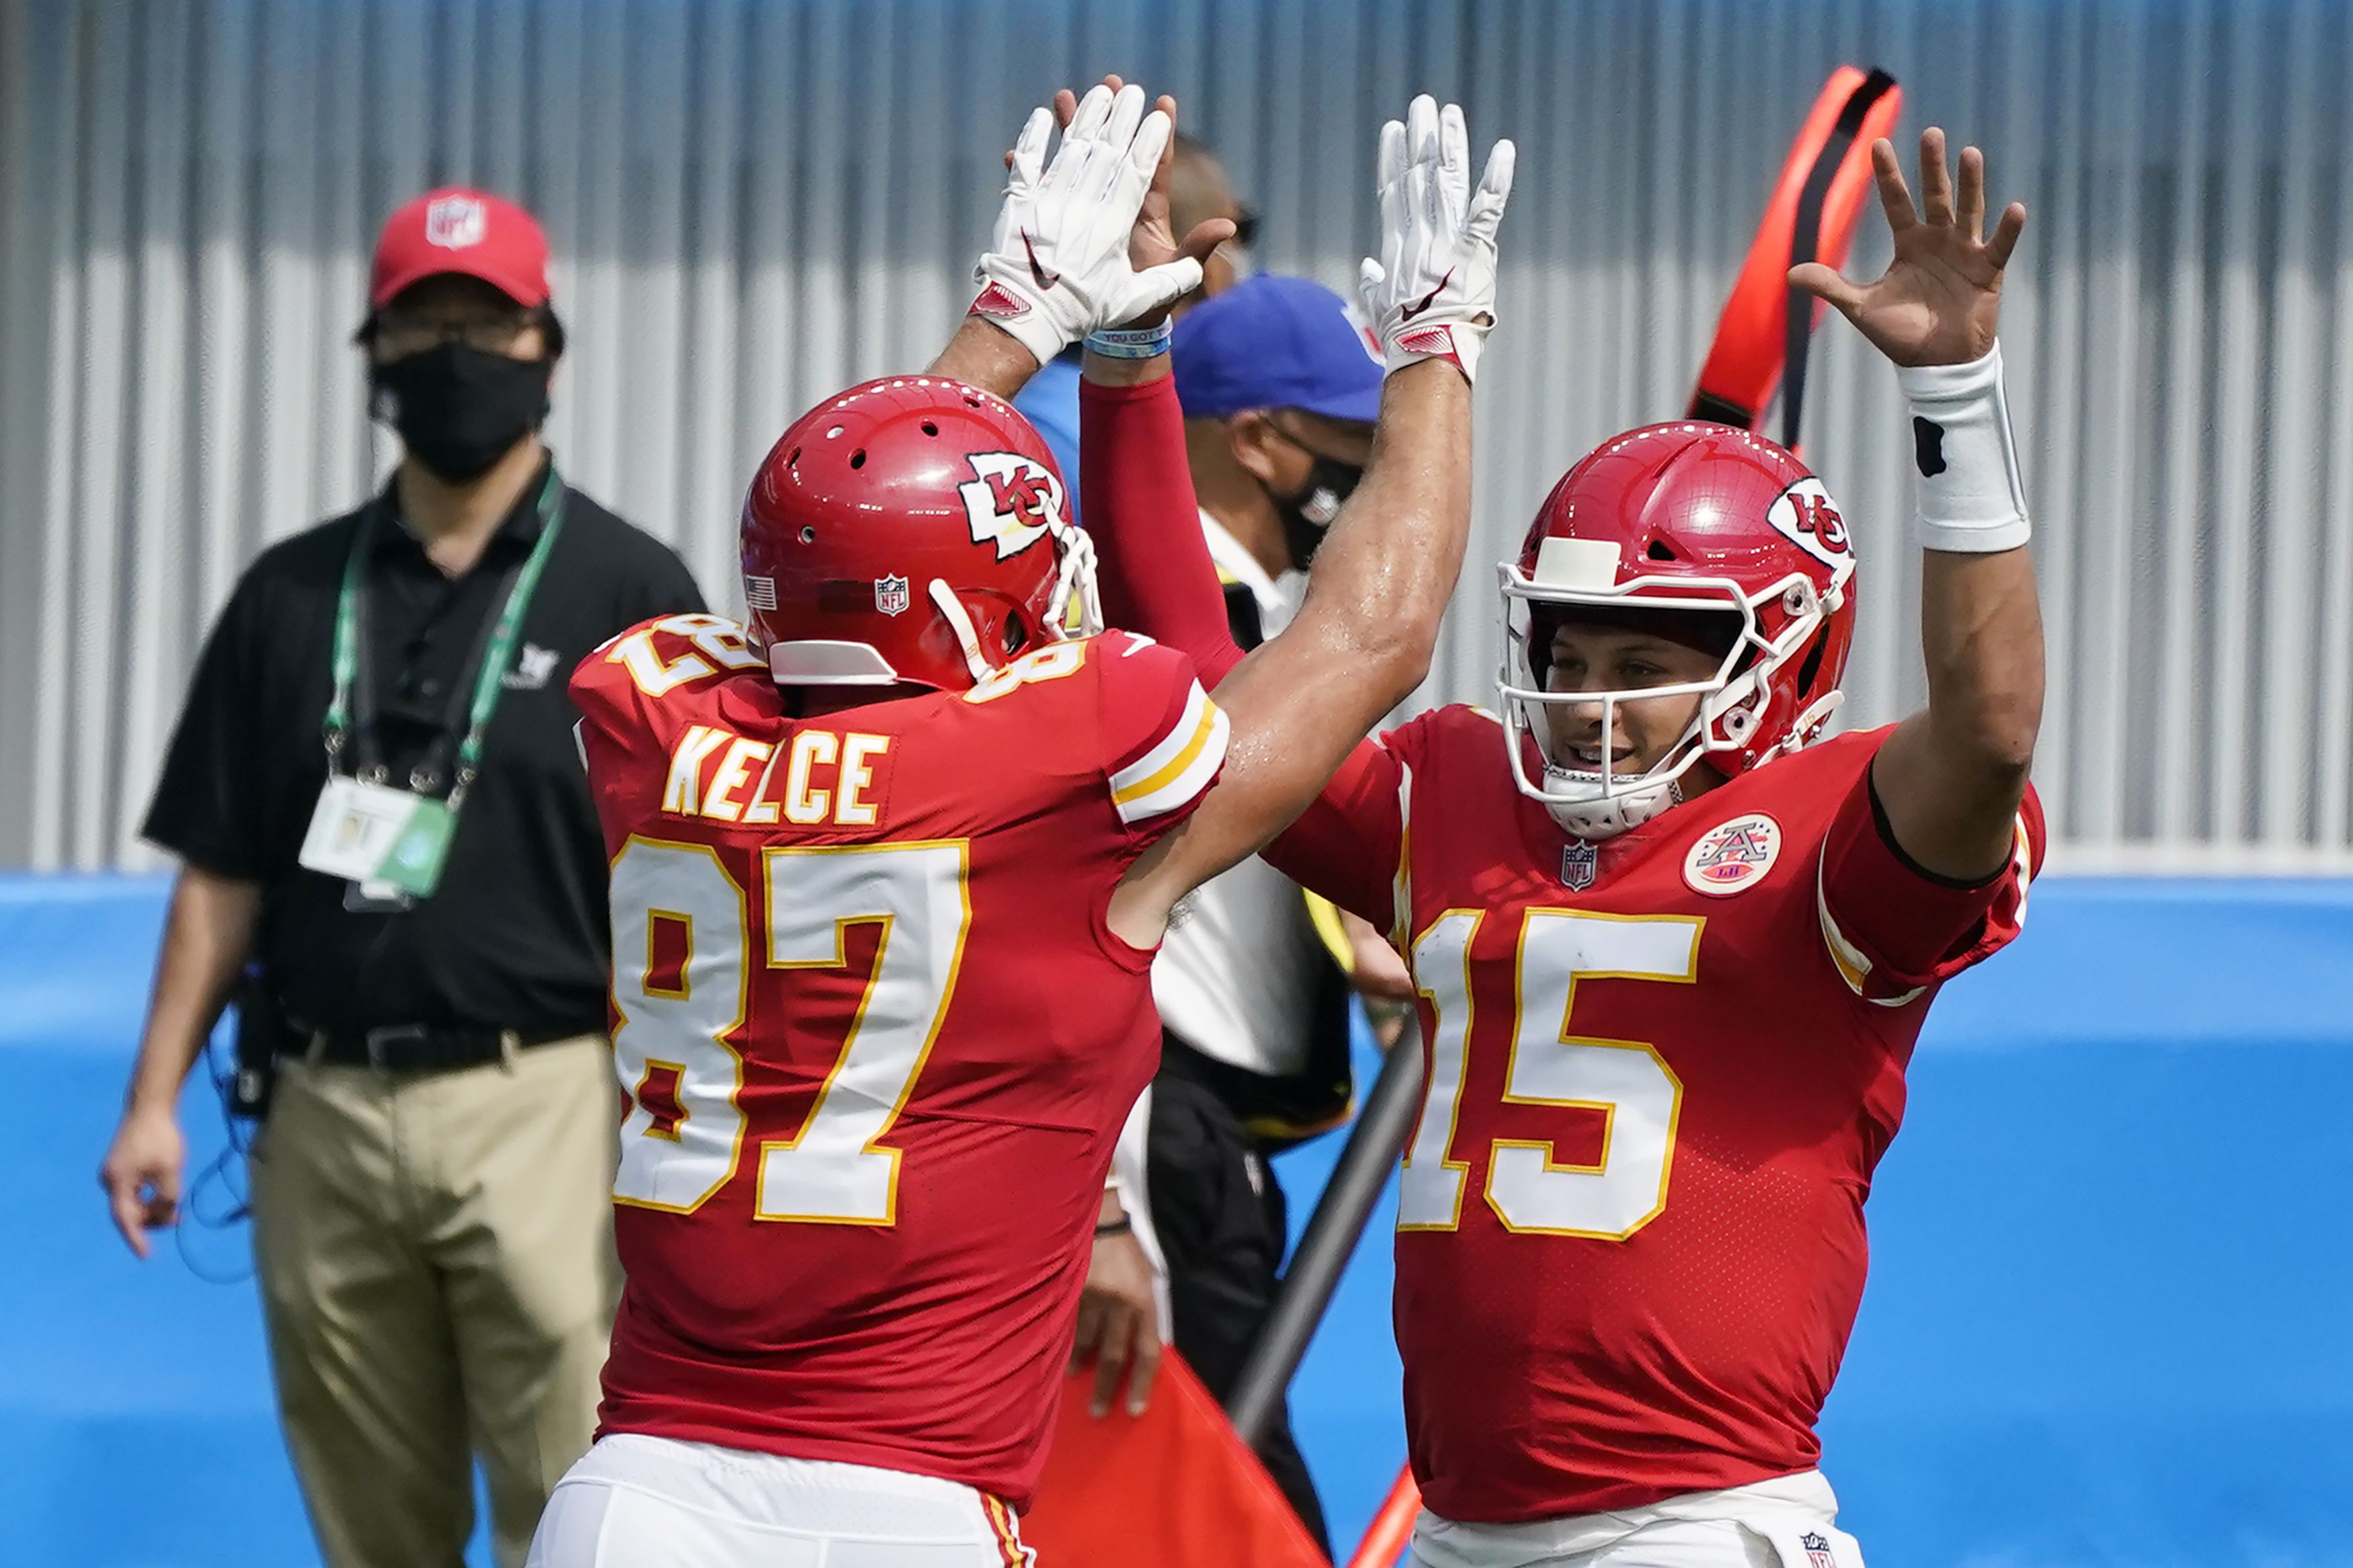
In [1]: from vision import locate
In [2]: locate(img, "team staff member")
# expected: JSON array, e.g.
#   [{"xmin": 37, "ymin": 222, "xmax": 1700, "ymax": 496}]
[
  {"xmin": 99, "ymin": 188, "xmax": 703, "ymax": 1568},
  {"xmin": 1152, "ymin": 274, "xmax": 1421, "ymax": 1549}
]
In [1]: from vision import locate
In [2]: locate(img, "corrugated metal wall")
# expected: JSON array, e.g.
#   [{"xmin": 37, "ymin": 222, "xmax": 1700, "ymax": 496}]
[{"xmin": 3, "ymin": 0, "xmax": 2348, "ymax": 871}]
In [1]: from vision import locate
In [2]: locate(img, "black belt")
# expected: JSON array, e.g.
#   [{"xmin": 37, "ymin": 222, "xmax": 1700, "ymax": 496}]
[{"xmin": 292, "ymin": 1022, "xmax": 580, "ymax": 1073}]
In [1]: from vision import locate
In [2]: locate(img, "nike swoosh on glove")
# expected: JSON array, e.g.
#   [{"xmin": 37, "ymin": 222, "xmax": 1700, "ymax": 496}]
[
  {"xmin": 1358, "ymin": 95, "xmax": 1515, "ymax": 385},
  {"xmin": 968, "ymin": 83, "xmax": 1205, "ymax": 366}
]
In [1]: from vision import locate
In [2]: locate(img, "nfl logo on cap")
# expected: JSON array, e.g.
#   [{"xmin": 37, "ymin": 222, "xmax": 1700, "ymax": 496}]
[
  {"xmin": 425, "ymin": 194, "xmax": 487, "ymax": 251},
  {"xmin": 874, "ymin": 575, "xmax": 911, "ymax": 616}
]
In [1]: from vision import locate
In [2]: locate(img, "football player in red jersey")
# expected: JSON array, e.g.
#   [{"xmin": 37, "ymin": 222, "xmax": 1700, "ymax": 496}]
[
  {"xmin": 525, "ymin": 85, "xmax": 1513, "ymax": 1567},
  {"xmin": 1079, "ymin": 130, "xmax": 2042, "ymax": 1568}
]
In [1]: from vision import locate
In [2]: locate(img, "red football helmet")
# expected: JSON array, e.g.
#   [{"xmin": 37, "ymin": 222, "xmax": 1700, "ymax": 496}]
[
  {"xmin": 740, "ymin": 376, "xmax": 1098, "ymax": 692},
  {"xmin": 1499, "ymin": 421, "xmax": 1858, "ymax": 838}
]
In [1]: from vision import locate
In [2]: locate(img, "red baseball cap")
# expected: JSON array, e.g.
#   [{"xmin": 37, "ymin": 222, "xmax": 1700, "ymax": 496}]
[{"xmin": 369, "ymin": 188, "xmax": 551, "ymax": 311}]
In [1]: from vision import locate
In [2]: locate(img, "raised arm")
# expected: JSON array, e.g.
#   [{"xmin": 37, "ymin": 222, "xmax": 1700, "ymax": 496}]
[
  {"xmin": 1792, "ymin": 129, "xmax": 2042, "ymax": 878},
  {"xmin": 1079, "ymin": 372, "xmax": 1242, "ymax": 684},
  {"xmin": 1107, "ymin": 97, "xmax": 1513, "ymax": 945},
  {"xmin": 928, "ymin": 81, "xmax": 1226, "ymax": 402}
]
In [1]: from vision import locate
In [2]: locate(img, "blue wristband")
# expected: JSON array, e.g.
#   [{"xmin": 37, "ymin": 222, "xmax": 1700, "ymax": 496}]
[{"xmin": 1083, "ymin": 322, "xmax": 1173, "ymax": 360}]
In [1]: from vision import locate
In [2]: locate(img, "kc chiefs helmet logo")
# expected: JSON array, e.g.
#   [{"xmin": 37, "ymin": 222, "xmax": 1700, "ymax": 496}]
[
  {"xmin": 1765, "ymin": 477, "xmax": 1851, "ymax": 568},
  {"xmin": 957, "ymin": 452, "xmax": 1068, "ymax": 561}
]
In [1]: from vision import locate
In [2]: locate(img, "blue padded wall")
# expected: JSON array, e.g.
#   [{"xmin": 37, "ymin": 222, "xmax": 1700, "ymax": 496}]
[{"xmin": 14, "ymin": 876, "xmax": 2353, "ymax": 1566}]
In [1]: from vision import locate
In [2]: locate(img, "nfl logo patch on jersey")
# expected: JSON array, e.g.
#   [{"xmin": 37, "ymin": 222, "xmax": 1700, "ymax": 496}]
[
  {"xmin": 1560, "ymin": 839, "xmax": 1599, "ymax": 891},
  {"xmin": 874, "ymin": 574, "xmax": 910, "ymax": 616},
  {"xmin": 1802, "ymin": 1532, "xmax": 1837, "ymax": 1568},
  {"xmin": 1683, "ymin": 812, "xmax": 1782, "ymax": 897}
]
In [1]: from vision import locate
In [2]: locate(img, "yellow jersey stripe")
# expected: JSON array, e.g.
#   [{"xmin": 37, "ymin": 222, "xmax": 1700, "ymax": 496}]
[
  {"xmin": 1113, "ymin": 698, "xmax": 1222, "ymax": 806},
  {"xmin": 1114, "ymin": 705, "xmax": 1230, "ymax": 825}
]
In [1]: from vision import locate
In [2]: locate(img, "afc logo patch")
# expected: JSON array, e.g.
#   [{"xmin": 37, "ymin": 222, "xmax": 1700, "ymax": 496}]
[
  {"xmin": 1765, "ymin": 477, "xmax": 1851, "ymax": 568},
  {"xmin": 1560, "ymin": 839, "xmax": 1599, "ymax": 891},
  {"xmin": 1682, "ymin": 812, "xmax": 1782, "ymax": 897},
  {"xmin": 957, "ymin": 451, "xmax": 1067, "ymax": 560},
  {"xmin": 424, "ymin": 194, "xmax": 487, "ymax": 250},
  {"xmin": 873, "ymin": 574, "xmax": 910, "ymax": 616}
]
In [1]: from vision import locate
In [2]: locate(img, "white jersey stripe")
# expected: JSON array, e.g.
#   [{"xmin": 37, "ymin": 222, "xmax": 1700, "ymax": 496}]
[
  {"xmin": 1111, "ymin": 680, "xmax": 1211, "ymax": 798},
  {"xmin": 1392, "ymin": 760, "xmax": 1416, "ymax": 949},
  {"xmin": 1113, "ymin": 700, "xmax": 1230, "ymax": 825}
]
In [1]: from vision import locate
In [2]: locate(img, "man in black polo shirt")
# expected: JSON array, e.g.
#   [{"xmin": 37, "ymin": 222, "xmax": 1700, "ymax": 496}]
[{"xmin": 97, "ymin": 188, "xmax": 703, "ymax": 1568}]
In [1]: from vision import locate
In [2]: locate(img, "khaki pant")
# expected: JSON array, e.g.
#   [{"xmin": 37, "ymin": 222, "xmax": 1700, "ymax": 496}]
[{"xmin": 251, "ymin": 1035, "xmax": 621, "ymax": 1568}]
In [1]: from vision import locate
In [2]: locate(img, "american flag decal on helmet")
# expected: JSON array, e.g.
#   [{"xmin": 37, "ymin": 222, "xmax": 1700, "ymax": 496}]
[{"xmin": 744, "ymin": 575, "xmax": 778, "ymax": 611}]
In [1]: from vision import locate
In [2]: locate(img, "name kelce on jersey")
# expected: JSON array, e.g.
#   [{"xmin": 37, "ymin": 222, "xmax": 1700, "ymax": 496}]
[{"xmin": 659, "ymin": 723, "xmax": 894, "ymax": 828}]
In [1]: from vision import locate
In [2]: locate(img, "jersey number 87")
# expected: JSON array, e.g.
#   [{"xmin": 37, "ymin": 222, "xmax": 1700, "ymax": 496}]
[{"xmin": 605, "ymin": 836, "xmax": 971, "ymax": 1225}]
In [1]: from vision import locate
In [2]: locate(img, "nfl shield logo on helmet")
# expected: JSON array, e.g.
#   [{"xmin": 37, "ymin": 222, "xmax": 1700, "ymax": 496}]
[
  {"xmin": 1800, "ymin": 1533, "xmax": 1837, "ymax": 1568},
  {"xmin": 873, "ymin": 574, "xmax": 911, "ymax": 616},
  {"xmin": 958, "ymin": 452, "xmax": 1066, "ymax": 561},
  {"xmin": 424, "ymin": 194, "xmax": 487, "ymax": 250},
  {"xmin": 1683, "ymin": 813, "xmax": 1782, "ymax": 897},
  {"xmin": 1560, "ymin": 839, "xmax": 1599, "ymax": 891}
]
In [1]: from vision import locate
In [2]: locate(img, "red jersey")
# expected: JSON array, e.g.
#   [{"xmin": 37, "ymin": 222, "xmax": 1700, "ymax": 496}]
[
  {"xmin": 1265, "ymin": 706, "xmax": 2044, "ymax": 1523},
  {"xmin": 571, "ymin": 614, "xmax": 1228, "ymax": 1508}
]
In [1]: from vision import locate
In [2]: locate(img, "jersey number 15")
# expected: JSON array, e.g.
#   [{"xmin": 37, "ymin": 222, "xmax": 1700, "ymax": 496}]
[{"xmin": 1402, "ymin": 910, "xmax": 1701, "ymax": 1240}]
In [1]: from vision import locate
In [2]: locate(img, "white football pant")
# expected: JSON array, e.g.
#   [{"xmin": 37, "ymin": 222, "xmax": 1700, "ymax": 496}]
[
  {"xmin": 1410, "ymin": 1470, "xmax": 1864, "ymax": 1568},
  {"xmin": 526, "ymin": 1434, "xmax": 1031, "ymax": 1567}
]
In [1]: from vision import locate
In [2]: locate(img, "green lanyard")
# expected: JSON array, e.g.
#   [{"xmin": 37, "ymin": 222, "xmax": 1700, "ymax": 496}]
[{"xmin": 323, "ymin": 467, "xmax": 567, "ymax": 808}]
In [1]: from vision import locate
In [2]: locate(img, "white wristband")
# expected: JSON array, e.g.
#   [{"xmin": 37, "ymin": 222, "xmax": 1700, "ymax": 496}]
[
  {"xmin": 1082, "ymin": 321, "xmax": 1172, "ymax": 360},
  {"xmin": 1897, "ymin": 342, "xmax": 2032, "ymax": 554}
]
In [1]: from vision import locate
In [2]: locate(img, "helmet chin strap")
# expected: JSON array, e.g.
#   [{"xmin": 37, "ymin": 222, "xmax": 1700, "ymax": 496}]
[
  {"xmin": 1049, "ymin": 524, "xmax": 1105, "ymax": 638},
  {"xmin": 1540, "ymin": 761, "xmax": 1684, "ymax": 841},
  {"xmin": 928, "ymin": 524, "xmax": 1103, "ymax": 694},
  {"xmin": 928, "ymin": 579, "xmax": 996, "ymax": 686}
]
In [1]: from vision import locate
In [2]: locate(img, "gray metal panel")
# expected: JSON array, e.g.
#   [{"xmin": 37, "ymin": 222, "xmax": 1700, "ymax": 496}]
[{"xmin": 0, "ymin": 0, "xmax": 2343, "ymax": 870}]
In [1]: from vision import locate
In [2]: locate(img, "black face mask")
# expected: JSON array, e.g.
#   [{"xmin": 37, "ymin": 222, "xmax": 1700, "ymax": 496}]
[
  {"xmin": 369, "ymin": 342, "xmax": 552, "ymax": 484},
  {"xmin": 1272, "ymin": 454, "xmax": 1364, "ymax": 570}
]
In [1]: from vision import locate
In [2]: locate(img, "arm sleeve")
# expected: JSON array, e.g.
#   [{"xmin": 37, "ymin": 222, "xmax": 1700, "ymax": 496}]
[
  {"xmin": 1082, "ymin": 372, "xmax": 1409, "ymax": 935},
  {"xmin": 141, "ymin": 579, "xmax": 270, "ymax": 879},
  {"xmin": 1261, "ymin": 730, "xmax": 1412, "ymax": 940},
  {"xmin": 1817, "ymin": 761, "xmax": 2047, "ymax": 1005},
  {"xmin": 1095, "ymin": 633, "xmax": 1230, "ymax": 841},
  {"xmin": 1080, "ymin": 374, "xmax": 1246, "ymax": 687}
]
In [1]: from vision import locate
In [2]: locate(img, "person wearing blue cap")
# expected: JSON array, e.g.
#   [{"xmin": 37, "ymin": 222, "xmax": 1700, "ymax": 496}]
[
  {"xmin": 1129, "ymin": 273, "xmax": 1417, "ymax": 1554},
  {"xmin": 1172, "ymin": 274, "xmax": 1390, "ymax": 598},
  {"xmin": 1012, "ymin": 132, "xmax": 1252, "ymax": 516}
]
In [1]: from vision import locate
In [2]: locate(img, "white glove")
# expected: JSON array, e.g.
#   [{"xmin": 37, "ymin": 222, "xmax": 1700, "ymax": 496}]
[
  {"xmin": 967, "ymin": 83, "xmax": 1205, "ymax": 365},
  {"xmin": 1358, "ymin": 96, "xmax": 1515, "ymax": 385}
]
